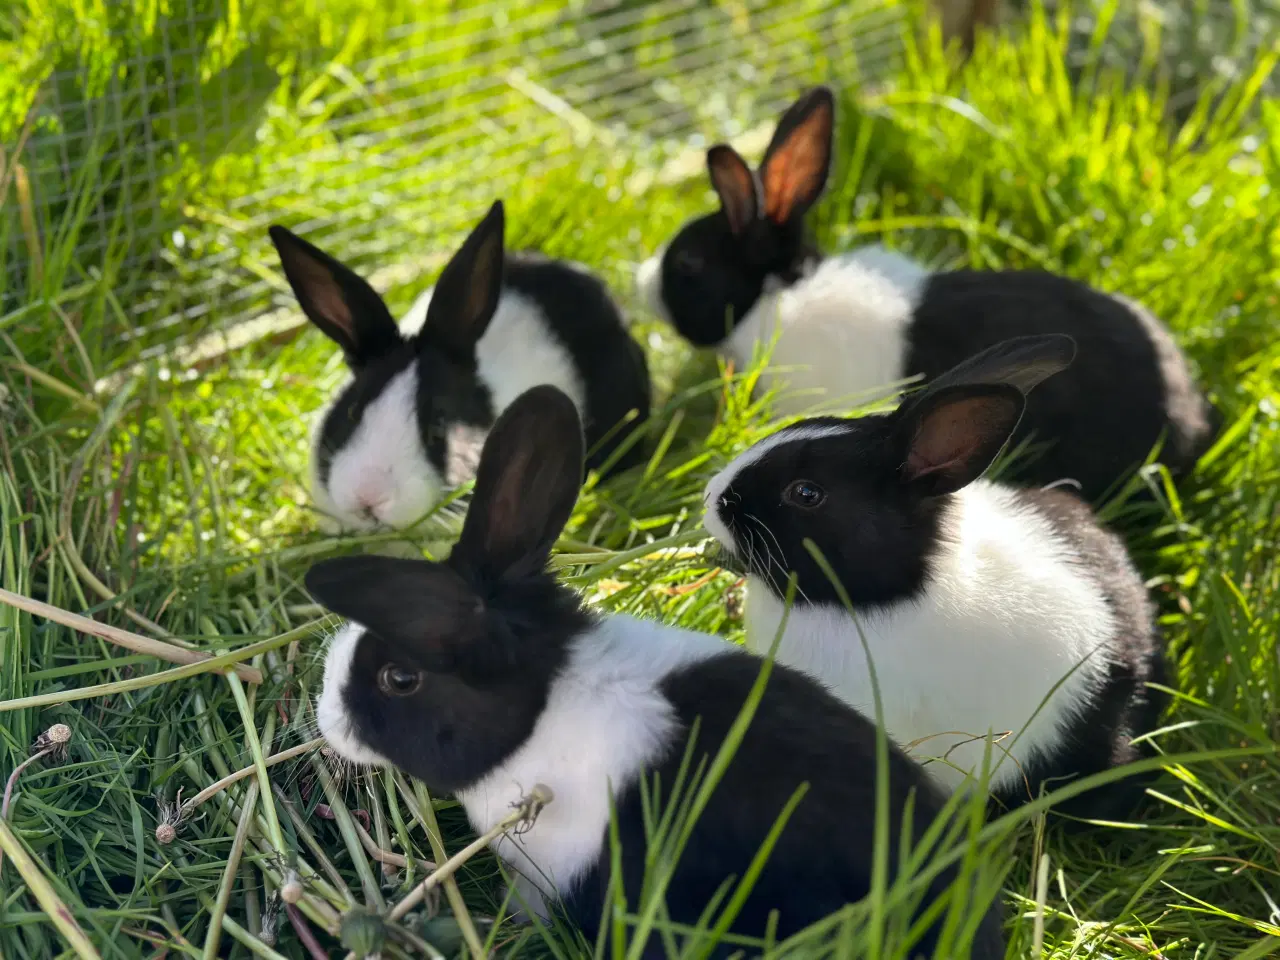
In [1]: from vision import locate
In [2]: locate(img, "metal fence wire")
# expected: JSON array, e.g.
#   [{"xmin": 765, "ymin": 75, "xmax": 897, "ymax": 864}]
[{"xmin": 7, "ymin": 0, "xmax": 909, "ymax": 371}]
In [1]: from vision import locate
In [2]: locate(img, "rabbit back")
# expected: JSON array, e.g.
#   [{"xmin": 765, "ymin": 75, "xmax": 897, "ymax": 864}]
[
  {"xmin": 498, "ymin": 253, "xmax": 651, "ymax": 474},
  {"xmin": 559, "ymin": 643, "xmax": 1006, "ymax": 956},
  {"xmin": 991, "ymin": 486, "xmax": 1167, "ymax": 817},
  {"xmin": 909, "ymin": 270, "xmax": 1216, "ymax": 499}
]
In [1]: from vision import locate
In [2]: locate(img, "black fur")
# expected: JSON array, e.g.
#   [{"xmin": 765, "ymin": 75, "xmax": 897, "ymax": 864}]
[
  {"xmin": 655, "ymin": 88, "xmax": 830, "ymax": 348},
  {"xmin": 310, "ymin": 559, "xmax": 589, "ymax": 794},
  {"xmin": 988, "ymin": 487, "xmax": 1168, "ymax": 820},
  {"xmin": 564, "ymin": 649, "xmax": 1006, "ymax": 958},
  {"xmin": 657, "ymin": 210, "xmax": 816, "ymax": 347},
  {"xmin": 907, "ymin": 270, "xmax": 1217, "ymax": 501},
  {"xmin": 650, "ymin": 89, "xmax": 1217, "ymax": 503},
  {"xmin": 307, "ymin": 385, "xmax": 1006, "ymax": 958}
]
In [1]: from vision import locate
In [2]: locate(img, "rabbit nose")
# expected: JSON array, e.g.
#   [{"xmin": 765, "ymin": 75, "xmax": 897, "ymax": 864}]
[{"xmin": 353, "ymin": 483, "xmax": 394, "ymax": 521}]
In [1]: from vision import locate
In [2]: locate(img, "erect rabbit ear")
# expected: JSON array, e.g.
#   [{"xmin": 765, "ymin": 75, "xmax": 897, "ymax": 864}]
[
  {"xmin": 269, "ymin": 226, "xmax": 402, "ymax": 367},
  {"xmin": 454, "ymin": 385, "xmax": 584, "ymax": 579},
  {"xmin": 304, "ymin": 556, "xmax": 484, "ymax": 660},
  {"xmin": 422, "ymin": 201, "xmax": 506, "ymax": 361},
  {"xmin": 706, "ymin": 145, "xmax": 760, "ymax": 236},
  {"xmin": 911, "ymin": 334, "xmax": 1078, "ymax": 399},
  {"xmin": 759, "ymin": 86, "xmax": 835, "ymax": 226},
  {"xmin": 894, "ymin": 384, "xmax": 1026, "ymax": 498}
]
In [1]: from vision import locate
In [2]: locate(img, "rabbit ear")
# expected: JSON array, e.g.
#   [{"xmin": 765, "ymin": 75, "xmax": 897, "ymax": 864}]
[
  {"xmin": 454, "ymin": 385, "xmax": 584, "ymax": 579},
  {"xmin": 912, "ymin": 334, "xmax": 1078, "ymax": 399},
  {"xmin": 269, "ymin": 226, "xmax": 402, "ymax": 366},
  {"xmin": 894, "ymin": 384, "xmax": 1025, "ymax": 498},
  {"xmin": 305, "ymin": 556, "xmax": 484, "ymax": 661},
  {"xmin": 706, "ymin": 145, "xmax": 760, "ymax": 235},
  {"xmin": 759, "ymin": 86, "xmax": 835, "ymax": 226},
  {"xmin": 422, "ymin": 201, "xmax": 506, "ymax": 360}
]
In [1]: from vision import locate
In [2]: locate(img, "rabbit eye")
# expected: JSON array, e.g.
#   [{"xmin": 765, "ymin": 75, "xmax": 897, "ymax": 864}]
[
  {"xmin": 672, "ymin": 249, "xmax": 703, "ymax": 274},
  {"xmin": 377, "ymin": 663, "xmax": 423, "ymax": 697},
  {"xmin": 784, "ymin": 479, "xmax": 826, "ymax": 509}
]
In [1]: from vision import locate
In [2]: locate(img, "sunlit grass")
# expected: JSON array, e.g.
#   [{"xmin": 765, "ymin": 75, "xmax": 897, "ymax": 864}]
[{"xmin": 1, "ymin": 1, "xmax": 1278, "ymax": 957}]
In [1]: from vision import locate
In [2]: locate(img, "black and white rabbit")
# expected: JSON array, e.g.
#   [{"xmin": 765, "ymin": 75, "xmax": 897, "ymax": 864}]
[
  {"xmin": 269, "ymin": 200, "xmax": 651, "ymax": 533},
  {"xmin": 306, "ymin": 385, "xmax": 1005, "ymax": 958},
  {"xmin": 636, "ymin": 86, "xmax": 1217, "ymax": 502},
  {"xmin": 702, "ymin": 335, "xmax": 1167, "ymax": 819}
]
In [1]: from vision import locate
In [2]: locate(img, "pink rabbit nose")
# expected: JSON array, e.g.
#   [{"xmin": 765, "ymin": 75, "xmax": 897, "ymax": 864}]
[{"xmin": 353, "ymin": 481, "xmax": 394, "ymax": 523}]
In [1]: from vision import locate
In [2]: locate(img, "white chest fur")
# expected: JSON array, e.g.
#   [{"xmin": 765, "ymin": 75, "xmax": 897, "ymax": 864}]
[
  {"xmin": 455, "ymin": 617, "xmax": 730, "ymax": 908},
  {"xmin": 743, "ymin": 482, "xmax": 1115, "ymax": 794},
  {"xmin": 725, "ymin": 246, "xmax": 929, "ymax": 417}
]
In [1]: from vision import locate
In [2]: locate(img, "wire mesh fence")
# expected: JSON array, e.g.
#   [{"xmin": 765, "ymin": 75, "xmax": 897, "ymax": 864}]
[
  {"xmin": 5, "ymin": 0, "xmax": 910, "ymax": 372},
  {"xmin": 1029, "ymin": 0, "xmax": 1280, "ymax": 114}
]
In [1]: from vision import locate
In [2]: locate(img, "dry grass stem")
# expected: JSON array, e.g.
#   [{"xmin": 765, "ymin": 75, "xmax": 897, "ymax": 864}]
[{"xmin": 0, "ymin": 587, "xmax": 262, "ymax": 683}]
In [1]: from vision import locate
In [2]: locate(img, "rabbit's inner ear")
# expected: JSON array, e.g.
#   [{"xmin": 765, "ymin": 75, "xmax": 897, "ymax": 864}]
[
  {"xmin": 898, "ymin": 386, "xmax": 1024, "ymax": 498},
  {"xmin": 707, "ymin": 145, "xmax": 759, "ymax": 236},
  {"xmin": 759, "ymin": 87, "xmax": 835, "ymax": 226},
  {"xmin": 269, "ymin": 226, "xmax": 401, "ymax": 365},
  {"xmin": 455, "ymin": 385, "xmax": 584, "ymax": 579},
  {"xmin": 423, "ymin": 201, "xmax": 506, "ymax": 359}
]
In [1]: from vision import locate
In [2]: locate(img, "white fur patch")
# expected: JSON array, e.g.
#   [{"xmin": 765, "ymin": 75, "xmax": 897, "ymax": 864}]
[
  {"xmin": 726, "ymin": 246, "xmax": 929, "ymax": 417},
  {"xmin": 456, "ymin": 615, "xmax": 730, "ymax": 908},
  {"xmin": 312, "ymin": 365, "xmax": 444, "ymax": 532},
  {"xmin": 315, "ymin": 624, "xmax": 393, "ymax": 767},
  {"xmin": 634, "ymin": 253, "xmax": 668, "ymax": 323},
  {"xmin": 736, "ymin": 481, "xmax": 1115, "ymax": 795},
  {"xmin": 475, "ymin": 290, "xmax": 587, "ymax": 416},
  {"xmin": 399, "ymin": 286, "xmax": 434, "ymax": 336},
  {"xmin": 702, "ymin": 423, "xmax": 855, "ymax": 548}
]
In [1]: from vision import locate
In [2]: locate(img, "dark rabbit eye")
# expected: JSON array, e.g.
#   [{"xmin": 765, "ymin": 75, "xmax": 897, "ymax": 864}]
[
  {"xmin": 784, "ymin": 479, "xmax": 826, "ymax": 509},
  {"xmin": 672, "ymin": 249, "xmax": 703, "ymax": 274},
  {"xmin": 377, "ymin": 663, "xmax": 423, "ymax": 697}
]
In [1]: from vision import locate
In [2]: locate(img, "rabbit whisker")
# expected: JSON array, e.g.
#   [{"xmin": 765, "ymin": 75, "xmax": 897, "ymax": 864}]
[{"xmin": 745, "ymin": 513, "xmax": 810, "ymax": 604}]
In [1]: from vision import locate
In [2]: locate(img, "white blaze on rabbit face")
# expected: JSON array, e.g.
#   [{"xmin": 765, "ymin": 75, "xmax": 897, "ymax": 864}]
[
  {"xmin": 737, "ymin": 480, "xmax": 1115, "ymax": 794},
  {"xmin": 702, "ymin": 423, "xmax": 855, "ymax": 549},
  {"xmin": 725, "ymin": 247, "xmax": 929, "ymax": 417},
  {"xmin": 634, "ymin": 252, "xmax": 669, "ymax": 323},
  {"xmin": 310, "ymin": 289, "xmax": 587, "ymax": 534},
  {"xmin": 315, "ymin": 624, "xmax": 394, "ymax": 768},
  {"xmin": 312, "ymin": 364, "xmax": 443, "ymax": 533}
]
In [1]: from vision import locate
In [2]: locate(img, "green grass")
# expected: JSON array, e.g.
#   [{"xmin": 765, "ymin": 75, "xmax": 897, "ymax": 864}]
[{"xmin": 2, "ymin": 0, "xmax": 1280, "ymax": 956}]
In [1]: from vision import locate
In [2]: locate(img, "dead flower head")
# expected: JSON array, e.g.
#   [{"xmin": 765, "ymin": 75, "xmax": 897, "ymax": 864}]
[
  {"xmin": 32, "ymin": 723, "xmax": 72, "ymax": 761},
  {"xmin": 154, "ymin": 787, "xmax": 188, "ymax": 845},
  {"xmin": 260, "ymin": 892, "xmax": 281, "ymax": 947}
]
